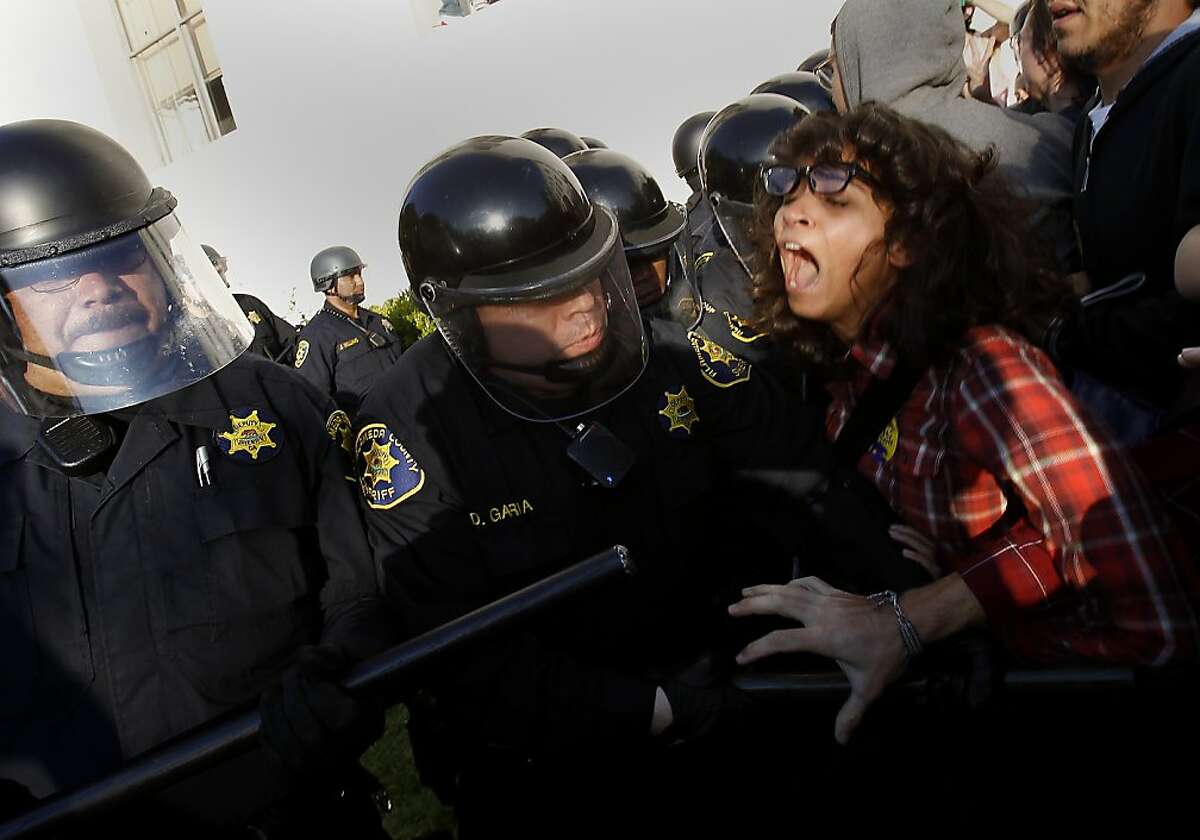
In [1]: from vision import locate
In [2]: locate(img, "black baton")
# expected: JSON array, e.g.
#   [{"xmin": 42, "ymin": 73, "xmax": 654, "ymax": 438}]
[{"xmin": 0, "ymin": 545, "xmax": 634, "ymax": 839}]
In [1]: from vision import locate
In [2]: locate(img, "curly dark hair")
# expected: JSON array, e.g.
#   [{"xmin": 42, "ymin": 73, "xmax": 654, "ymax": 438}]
[{"xmin": 750, "ymin": 102, "xmax": 1071, "ymax": 372}]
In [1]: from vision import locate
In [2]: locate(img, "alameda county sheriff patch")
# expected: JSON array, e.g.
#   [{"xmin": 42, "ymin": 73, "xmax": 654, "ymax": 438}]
[
  {"xmin": 214, "ymin": 409, "xmax": 281, "ymax": 462},
  {"xmin": 687, "ymin": 331, "xmax": 751, "ymax": 387},
  {"xmin": 294, "ymin": 339, "xmax": 310, "ymax": 368},
  {"xmin": 357, "ymin": 423, "xmax": 425, "ymax": 510}
]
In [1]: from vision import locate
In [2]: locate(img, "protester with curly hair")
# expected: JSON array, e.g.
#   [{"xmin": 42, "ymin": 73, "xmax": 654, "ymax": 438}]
[{"xmin": 728, "ymin": 103, "xmax": 1199, "ymax": 746}]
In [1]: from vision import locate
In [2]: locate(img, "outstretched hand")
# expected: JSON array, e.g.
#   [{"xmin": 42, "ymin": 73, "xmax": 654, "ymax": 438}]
[{"xmin": 729, "ymin": 577, "xmax": 908, "ymax": 745}]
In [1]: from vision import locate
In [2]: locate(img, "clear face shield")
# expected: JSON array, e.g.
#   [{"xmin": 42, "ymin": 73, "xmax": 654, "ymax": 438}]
[
  {"xmin": 419, "ymin": 210, "xmax": 649, "ymax": 423},
  {"xmin": 709, "ymin": 193, "xmax": 758, "ymax": 279},
  {"xmin": 0, "ymin": 217, "xmax": 253, "ymax": 417},
  {"xmin": 658, "ymin": 217, "xmax": 705, "ymax": 331}
]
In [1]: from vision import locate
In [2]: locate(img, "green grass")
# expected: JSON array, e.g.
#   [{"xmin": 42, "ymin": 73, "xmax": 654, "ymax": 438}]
[{"xmin": 360, "ymin": 704, "xmax": 457, "ymax": 839}]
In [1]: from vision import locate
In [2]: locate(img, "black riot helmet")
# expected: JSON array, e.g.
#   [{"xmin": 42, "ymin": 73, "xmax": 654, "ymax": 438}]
[
  {"xmin": 519, "ymin": 127, "xmax": 589, "ymax": 159},
  {"xmin": 798, "ymin": 49, "xmax": 829, "ymax": 73},
  {"xmin": 399, "ymin": 136, "xmax": 647, "ymax": 423},
  {"xmin": 581, "ymin": 136, "xmax": 608, "ymax": 149},
  {"xmin": 563, "ymin": 148, "xmax": 688, "ymax": 311},
  {"xmin": 671, "ymin": 111, "xmax": 716, "ymax": 192},
  {"xmin": 751, "ymin": 71, "xmax": 835, "ymax": 114},
  {"xmin": 0, "ymin": 119, "xmax": 251, "ymax": 417},
  {"xmin": 309, "ymin": 245, "xmax": 365, "ymax": 294},
  {"xmin": 700, "ymin": 94, "xmax": 808, "ymax": 275}
]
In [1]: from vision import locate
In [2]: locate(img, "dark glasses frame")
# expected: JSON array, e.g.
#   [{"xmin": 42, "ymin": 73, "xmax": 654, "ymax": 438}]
[{"xmin": 760, "ymin": 162, "xmax": 879, "ymax": 198}]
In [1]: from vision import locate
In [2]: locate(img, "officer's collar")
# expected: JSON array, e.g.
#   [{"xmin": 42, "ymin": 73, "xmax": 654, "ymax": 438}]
[{"xmin": 132, "ymin": 370, "xmax": 243, "ymax": 431}]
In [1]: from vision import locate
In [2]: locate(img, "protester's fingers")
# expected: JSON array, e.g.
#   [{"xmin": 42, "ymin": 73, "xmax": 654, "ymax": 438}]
[
  {"xmin": 834, "ymin": 690, "xmax": 871, "ymax": 746},
  {"xmin": 735, "ymin": 628, "xmax": 823, "ymax": 665},
  {"xmin": 728, "ymin": 589, "xmax": 813, "ymax": 621},
  {"xmin": 791, "ymin": 575, "xmax": 840, "ymax": 595},
  {"xmin": 741, "ymin": 583, "xmax": 788, "ymax": 598},
  {"xmin": 902, "ymin": 548, "xmax": 940, "ymax": 576}
]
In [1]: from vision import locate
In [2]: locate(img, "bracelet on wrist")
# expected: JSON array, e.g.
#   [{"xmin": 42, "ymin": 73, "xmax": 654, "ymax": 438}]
[{"xmin": 868, "ymin": 589, "xmax": 924, "ymax": 661}]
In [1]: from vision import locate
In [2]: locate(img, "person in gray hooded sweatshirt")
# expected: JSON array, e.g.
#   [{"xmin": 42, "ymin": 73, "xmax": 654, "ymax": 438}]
[{"xmin": 830, "ymin": 0, "xmax": 1074, "ymax": 216}]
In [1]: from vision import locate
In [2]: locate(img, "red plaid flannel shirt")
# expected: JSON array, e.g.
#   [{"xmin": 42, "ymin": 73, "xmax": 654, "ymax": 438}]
[{"xmin": 827, "ymin": 325, "xmax": 1199, "ymax": 664}]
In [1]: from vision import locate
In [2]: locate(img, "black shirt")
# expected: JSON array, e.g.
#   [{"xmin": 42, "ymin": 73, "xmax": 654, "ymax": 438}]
[
  {"xmin": 294, "ymin": 301, "xmax": 404, "ymax": 417},
  {"xmin": 234, "ymin": 292, "xmax": 299, "ymax": 365},
  {"xmin": 355, "ymin": 321, "xmax": 829, "ymax": 760},
  {"xmin": 0, "ymin": 354, "xmax": 389, "ymax": 808},
  {"xmin": 1060, "ymin": 29, "xmax": 1200, "ymax": 408}
]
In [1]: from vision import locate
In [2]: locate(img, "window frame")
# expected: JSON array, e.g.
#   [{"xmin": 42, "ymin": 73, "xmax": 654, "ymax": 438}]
[{"xmin": 114, "ymin": 1, "xmax": 228, "ymax": 163}]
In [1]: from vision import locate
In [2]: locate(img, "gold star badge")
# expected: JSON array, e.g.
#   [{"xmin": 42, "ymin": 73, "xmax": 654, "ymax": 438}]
[
  {"xmin": 363, "ymin": 439, "xmax": 401, "ymax": 487},
  {"xmin": 218, "ymin": 410, "xmax": 278, "ymax": 460},
  {"xmin": 246, "ymin": 310, "xmax": 263, "ymax": 325},
  {"xmin": 659, "ymin": 386, "xmax": 699, "ymax": 434}
]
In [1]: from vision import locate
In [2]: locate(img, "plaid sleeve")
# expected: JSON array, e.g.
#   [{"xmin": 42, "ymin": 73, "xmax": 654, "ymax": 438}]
[{"xmin": 949, "ymin": 331, "xmax": 1199, "ymax": 664}]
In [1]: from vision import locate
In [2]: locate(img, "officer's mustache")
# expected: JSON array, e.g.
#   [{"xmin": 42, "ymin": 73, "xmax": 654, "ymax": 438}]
[{"xmin": 64, "ymin": 302, "xmax": 150, "ymax": 346}]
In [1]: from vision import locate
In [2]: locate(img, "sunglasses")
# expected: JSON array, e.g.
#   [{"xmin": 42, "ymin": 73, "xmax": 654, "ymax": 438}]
[
  {"xmin": 1, "ymin": 232, "xmax": 150, "ymax": 295},
  {"xmin": 761, "ymin": 162, "xmax": 878, "ymax": 198}
]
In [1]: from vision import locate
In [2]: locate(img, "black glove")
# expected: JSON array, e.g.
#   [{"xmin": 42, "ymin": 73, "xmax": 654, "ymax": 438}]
[
  {"xmin": 661, "ymin": 681, "xmax": 753, "ymax": 742},
  {"xmin": 258, "ymin": 644, "xmax": 384, "ymax": 779},
  {"xmin": 0, "ymin": 778, "xmax": 36, "ymax": 822}
]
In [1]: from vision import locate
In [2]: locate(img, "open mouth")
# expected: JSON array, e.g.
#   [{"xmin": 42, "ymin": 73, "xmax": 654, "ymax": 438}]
[
  {"xmin": 1048, "ymin": 2, "xmax": 1082, "ymax": 27},
  {"xmin": 780, "ymin": 241, "xmax": 820, "ymax": 294}
]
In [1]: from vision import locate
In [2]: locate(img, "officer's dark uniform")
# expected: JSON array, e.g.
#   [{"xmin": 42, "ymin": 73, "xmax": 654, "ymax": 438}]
[
  {"xmin": 357, "ymin": 320, "xmax": 828, "ymax": 835},
  {"xmin": 690, "ymin": 228, "xmax": 777, "ymax": 363},
  {"xmin": 234, "ymin": 292, "xmax": 299, "ymax": 364},
  {"xmin": 684, "ymin": 188, "xmax": 714, "ymax": 256},
  {"xmin": 0, "ymin": 352, "xmax": 389, "ymax": 829},
  {"xmin": 294, "ymin": 302, "xmax": 403, "ymax": 416}
]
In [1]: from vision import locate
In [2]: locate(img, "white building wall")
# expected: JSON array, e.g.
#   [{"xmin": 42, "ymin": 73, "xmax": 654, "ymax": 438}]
[{"xmin": 1, "ymin": 0, "xmax": 842, "ymax": 320}]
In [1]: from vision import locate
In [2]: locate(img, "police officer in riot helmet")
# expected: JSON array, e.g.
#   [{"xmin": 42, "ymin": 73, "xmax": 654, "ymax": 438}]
[
  {"xmin": 797, "ymin": 48, "xmax": 829, "ymax": 73},
  {"xmin": 563, "ymin": 147, "xmax": 696, "ymax": 324},
  {"xmin": 672, "ymin": 111, "xmax": 716, "ymax": 199},
  {"xmin": 519, "ymin": 126, "xmax": 589, "ymax": 158},
  {"xmin": 580, "ymin": 135, "xmax": 608, "ymax": 149},
  {"xmin": 751, "ymin": 71, "xmax": 836, "ymax": 114},
  {"xmin": 294, "ymin": 245, "xmax": 403, "ymax": 417},
  {"xmin": 671, "ymin": 110, "xmax": 718, "ymax": 263},
  {"xmin": 360, "ymin": 135, "xmax": 838, "ymax": 835},
  {"xmin": 202, "ymin": 242, "xmax": 299, "ymax": 365},
  {"xmin": 0, "ymin": 120, "xmax": 393, "ymax": 835},
  {"xmin": 692, "ymin": 94, "xmax": 808, "ymax": 374}
]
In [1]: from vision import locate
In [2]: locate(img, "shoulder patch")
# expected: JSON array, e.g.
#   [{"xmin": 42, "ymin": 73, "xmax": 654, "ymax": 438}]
[
  {"xmin": 870, "ymin": 417, "xmax": 899, "ymax": 463},
  {"xmin": 294, "ymin": 339, "xmax": 310, "ymax": 368},
  {"xmin": 214, "ymin": 409, "xmax": 282, "ymax": 463},
  {"xmin": 246, "ymin": 310, "xmax": 263, "ymax": 325},
  {"xmin": 658, "ymin": 386, "xmax": 699, "ymax": 436},
  {"xmin": 337, "ymin": 336, "xmax": 361, "ymax": 352},
  {"xmin": 687, "ymin": 331, "xmax": 752, "ymax": 388},
  {"xmin": 357, "ymin": 423, "xmax": 425, "ymax": 510},
  {"xmin": 325, "ymin": 409, "xmax": 353, "ymax": 454},
  {"xmin": 725, "ymin": 311, "xmax": 766, "ymax": 344}
]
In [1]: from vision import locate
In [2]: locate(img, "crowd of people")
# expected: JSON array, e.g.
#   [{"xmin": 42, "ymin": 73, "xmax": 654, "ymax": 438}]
[{"xmin": 1, "ymin": 0, "xmax": 1198, "ymax": 836}]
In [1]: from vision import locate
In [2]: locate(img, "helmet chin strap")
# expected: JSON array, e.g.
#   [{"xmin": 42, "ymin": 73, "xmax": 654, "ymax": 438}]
[
  {"xmin": 327, "ymin": 289, "xmax": 364, "ymax": 307},
  {"xmin": 7, "ymin": 333, "xmax": 162, "ymax": 387},
  {"xmin": 488, "ymin": 337, "xmax": 614, "ymax": 385}
]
